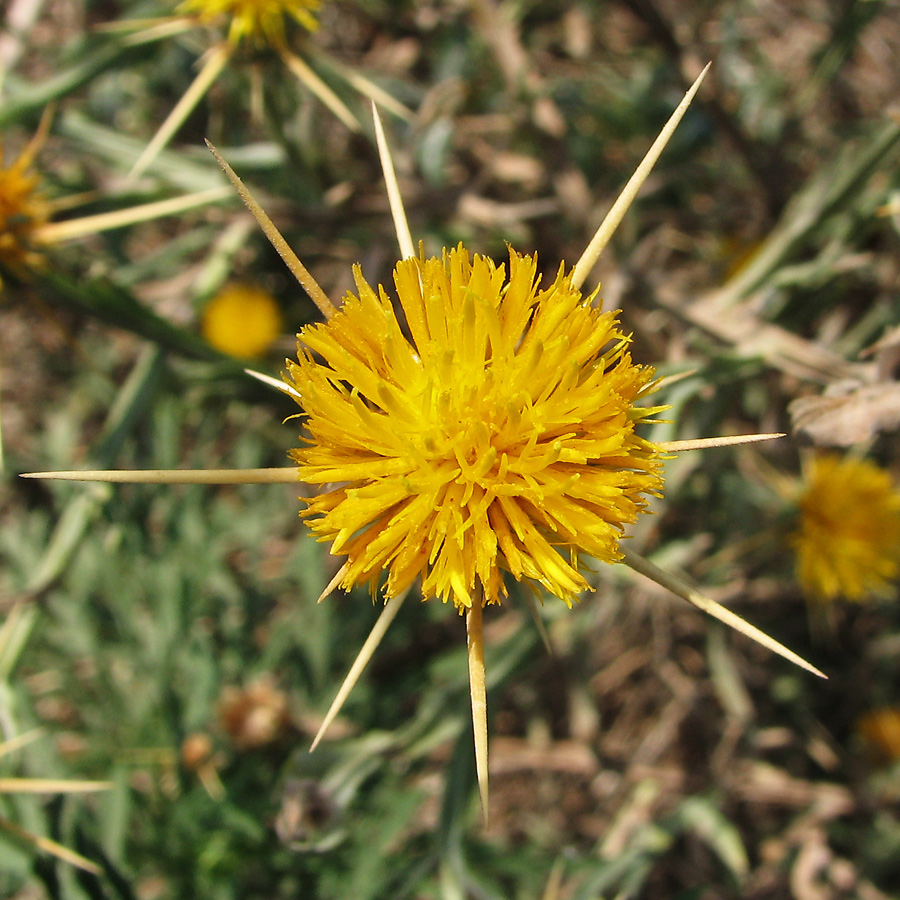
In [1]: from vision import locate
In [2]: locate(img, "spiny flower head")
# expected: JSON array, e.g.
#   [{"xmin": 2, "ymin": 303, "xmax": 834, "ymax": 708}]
[
  {"xmin": 25, "ymin": 74, "xmax": 828, "ymax": 820},
  {"xmin": 286, "ymin": 245, "xmax": 664, "ymax": 611},
  {"xmin": 202, "ymin": 283, "xmax": 283, "ymax": 358},
  {"xmin": 0, "ymin": 135, "xmax": 50, "ymax": 280},
  {"xmin": 792, "ymin": 454, "xmax": 900, "ymax": 603},
  {"xmin": 177, "ymin": 0, "xmax": 321, "ymax": 46}
]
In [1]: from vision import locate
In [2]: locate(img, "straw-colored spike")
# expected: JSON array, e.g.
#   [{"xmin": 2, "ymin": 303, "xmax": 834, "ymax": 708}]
[
  {"xmin": 205, "ymin": 141, "xmax": 338, "ymax": 320},
  {"xmin": 540, "ymin": 859, "xmax": 566, "ymax": 900},
  {"xmin": 96, "ymin": 16, "xmax": 194, "ymax": 40},
  {"xmin": 466, "ymin": 599, "xmax": 489, "ymax": 822},
  {"xmin": 331, "ymin": 63, "xmax": 413, "ymax": 121},
  {"xmin": 372, "ymin": 104, "xmax": 416, "ymax": 261},
  {"xmin": 20, "ymin": 105, "xmax": 54, "ymax": 168},
  {"xmin": 0, "ymin": 815, "xmax": 102, "ymax": 875},
  {"xmin": 0, "ymin": 778, "xmax": 112, "ymax": 793},
  {"xmin": 0, "ymin": 729, "xmax": 45, "ymax": 759},
  {"xmin": 316, "ymin": 562, "xmax": 349, "ymax": 604},
  {"xmin": 571, "ymin": 63, "xmax": 711, "ymax": 291},
  {"xmin": 655, "ymin": 369, "xmax": 698, "ymax": 389},
  {"xmin": 620, "ymin": 546, "xmax": 826, "ymax": 679},
  {"xmin": 21, "ymin": 468, "xmax": 299, "ymax": 484},
  {"xmin": 244, "ymin": 368, "xmax": 302, "ymax": 400},
  {"xmin": 658, "ymin": 433, "xmax": 785, "ymax": 453},
  {"xmin": 309, "ymin": 590, "xmax": 407, "ymax": 751},
  {"xmin": 0, "ymin": 816, "xmax": 101, "ymax": 872},
  {"xmin": 280, "ymin": 49, "xmax": 361, "ymax": 132},
  {"xmin": 33, "ymin": 187, "xmax": 233, "ymax": 244},
  {"xmin": 128, "ymin": 43, "xmax": 232, "ymax": 182}
]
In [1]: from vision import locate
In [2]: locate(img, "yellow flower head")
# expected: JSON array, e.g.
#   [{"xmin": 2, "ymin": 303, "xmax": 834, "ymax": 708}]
[
  {"xmin": 202, "ymin": 283, "xmax": 283, "ymax": 358},
  {"xmin": 792, "ymin": 454, "xmax": 900, "ymax": 603},
  {"xmin": 0, "ymin": 134, "xmax": 50, "ymax": 280},
  {"xmin": 177, "ymin": 0, "xmax": 321, "ymax": 46},
  {"xmin": 286, "ymin": 245, "xmax": 664, "ymax": 611}
]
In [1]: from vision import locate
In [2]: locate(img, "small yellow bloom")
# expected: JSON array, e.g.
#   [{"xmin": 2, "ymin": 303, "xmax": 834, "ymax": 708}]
[
  {"xmin": 202, "ymin": 283, "xmax": 283, "ymax": 358},
  {"xmin": 286, "ymin": 245, "xmax": 664, "ymax": 610},
  {"xmin": 177, "ymin": 0, "xmax": 321, "ymax": 46},
  {"xmin": 0, "ymin": 134, "xmax": 50, "ymax": 281},
  {"xmin": 792, "ymin": 454, "xmax": 900, "ymax": 603}
]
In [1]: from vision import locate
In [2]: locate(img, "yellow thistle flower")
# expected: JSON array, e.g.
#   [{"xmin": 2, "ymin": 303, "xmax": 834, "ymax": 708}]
[
  {"xmin": 792, "ymin": 454, "xmax": 900, "ymax": 603},
  {"xmin": 177, "ymin": 0, "xmax": 320, "ymax": 46},
  {"xmin": 0, "ymin": 131, "xmax": 51, "ymax": 281},
  {"xmin": 288, "ymin": 246, "xmax": 663, "ymax": 610},
  {"xmin": 0, "ymin": 115, "xmax": 235, "ymax": 274},
  {"xmin": 25, "ymin": 70, "xmax": 826, "ymax": 818},
  {"xmin": 110, "ymin": 0, "xmax": 409, "ymax": 182},
  {"xmin": 202, "ymin": 283, "xmax": 283, "ymax": 358}
]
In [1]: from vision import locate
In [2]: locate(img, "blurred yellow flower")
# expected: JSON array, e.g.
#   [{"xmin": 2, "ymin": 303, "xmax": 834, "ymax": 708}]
[
  {"xmin": 0, "ymin": 132, "xmax": 50, "ymax": 281},
  {"xmin": 792, "ymin": 454, "xmax": 900, "ymax": 603},
  {"xmin": 177, "ymin": 0, "xmax": 320, "ymax": 46},
  {"xmin": 119, "ymin": 0, "xmax": 407, "ymax": 180},
  {"xmin": 202, "ymin": 283, "xmax": 283, "ymax": 358},
  {"xmin": 0, "ymin": 119, "xmax": 234, "ymax": 281},
  {"xmin": 856, "ymin": 708, "xmax": 900, "ymax": 763},
  {"xmin": 287, "ymin": 246, "xmax": 663, "ymax": 610}
]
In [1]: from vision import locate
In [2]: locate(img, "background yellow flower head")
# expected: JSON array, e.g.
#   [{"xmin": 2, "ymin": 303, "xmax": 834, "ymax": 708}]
[
  {"xmin": 792, "ymin": 454, "xmax": 900, "ymax": 603},
  {"xmin": 202, "ymin": 283, "xmax": 283, "ymax": 358},
  {"xmin": 0, "ymin": 135, "xmax": 50, "ymax": 281},
  {"xmin": 177, "ymin": 0, "xmax": 321, "ymax": 46}
]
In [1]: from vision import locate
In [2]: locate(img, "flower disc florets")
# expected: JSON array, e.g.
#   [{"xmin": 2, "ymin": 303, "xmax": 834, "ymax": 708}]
[
  {"xmin": 286, "ymin": 245, "xmax": 664, "ymax": 610},
  {"xmin": 178, "ymin": 0, "xmax": 320, "ymax": 46},
  {"xmin": 792, "ymin": 454, "xmax": 900, "ymax": 602}
]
